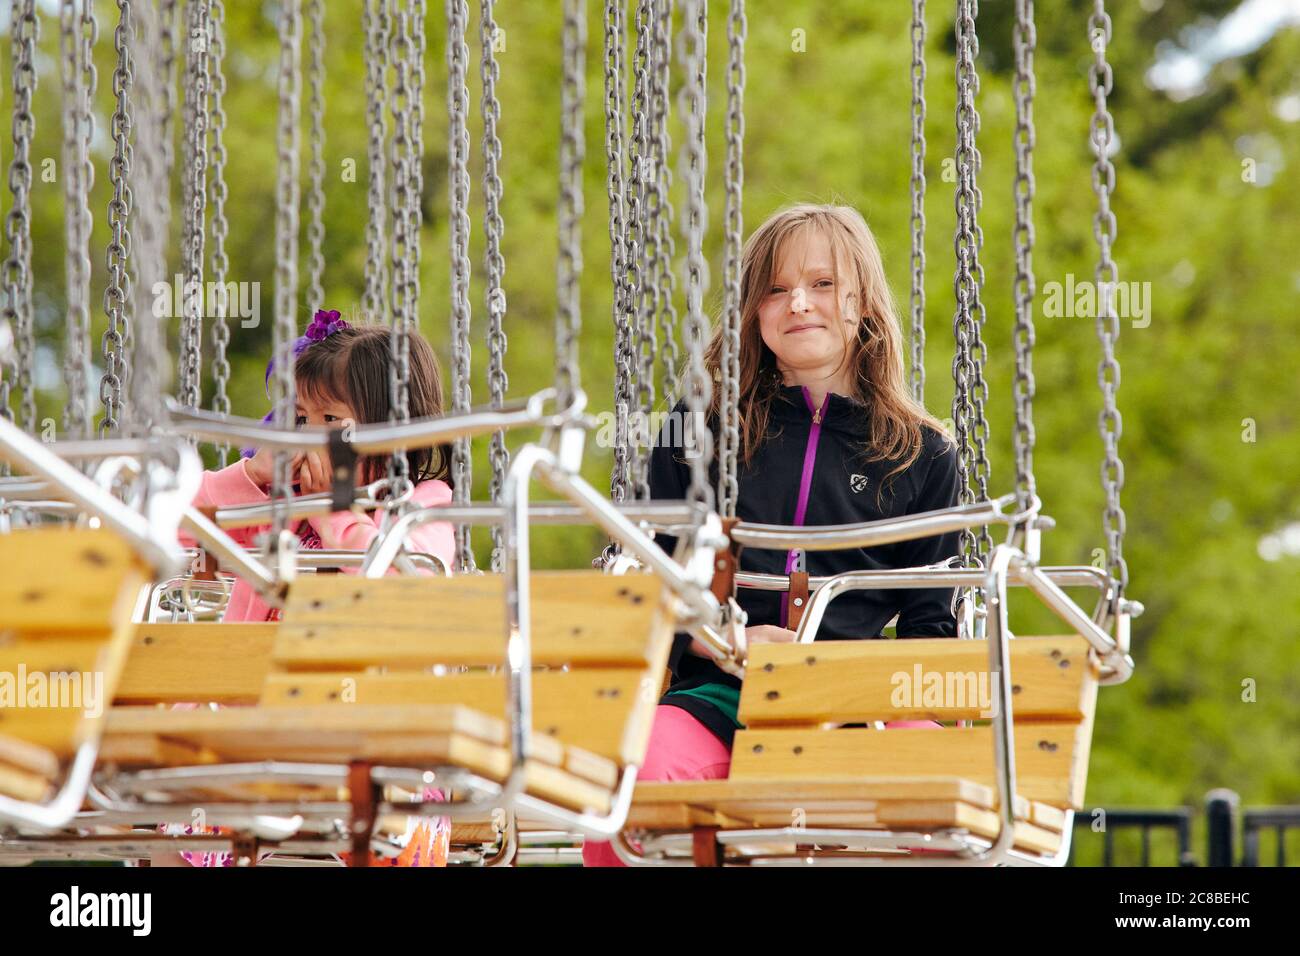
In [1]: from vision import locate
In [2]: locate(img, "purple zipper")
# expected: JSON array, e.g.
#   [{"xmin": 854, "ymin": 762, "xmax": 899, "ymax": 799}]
[{"xmin": 780, "ymin": 387, "xmax": 830, "ymax": 628}]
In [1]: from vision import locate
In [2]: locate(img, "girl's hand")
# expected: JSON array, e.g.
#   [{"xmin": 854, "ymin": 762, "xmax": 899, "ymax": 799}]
[
  {"xmin": 745, "ymin": 625, "xmax": 799, "ymax": 645},
  {"xmin": 297, "ymin": 450, "xmax": 332, "ymax": 497},
  {"xmin": 242, "ymin": 448, "xmax": 303, "ymax": 489}
]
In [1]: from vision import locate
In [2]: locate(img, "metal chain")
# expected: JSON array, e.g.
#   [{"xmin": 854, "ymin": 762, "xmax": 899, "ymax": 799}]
[
  {"xmin": 60, "ymin": 0, "xmax": 98, "ymax": 439},
  {"xmin": 100, "ymin": 0, "xmax": 134, "ymax": 438},
  {"xmin": 604, "ymin": 0, "xmax": 632, "ymax": 507},
  {"xmin": 554, "ymin": 0, "xmax": 586, "ymax": 413},
  {"xmin": 128, "ymin": 0, "xmax": 169, "ymax": 434},
  {"xmin": 951, "ymin": 0, "xmax": 991, "ymax": 562},
  {"xmin": 208, "ymin": 0, "xmax": 231, "ymax": 460},
  {"xmin": 3, "ymin": 0, "xmax": 38, "ymax": 434},
  {"xmin": 1012, "ymin": 0, "xmax": 1037, "ymax": 510},
  {"xmin": 445, "ymin": 0, "xmax": 475, "ymax": 571},
  {"xmin": 908, "ymin": 0, "xmax": 927, "ymax": 405},
  {"xmin": 480, "ymin": 0, "xmax": 510, "ymax": 571},
  {"xmin": 649, "ymin": 0, "xmax": 679, "ymax": 408},
  {"xmin": 159, "ymin": 0, "xmax": 177, "ymax": 261},
  {"xmin": 304, "ymin": 0, "xmax": 326, "ymax": 316},
  {"xmin": 179, "ymin": 0, "xmax": 210, "ymax": 411},
  {"xmin": 271, "ymin": 0, "xmax": 303, "ymax": 538},
  {"xmin": 718, "ymin": 0, "xmax": 745, "ymax": 519},
  {"xmin": 1088, "ymin": 0, "xmax": 1128, "ymax": 593},
  {"xmin": 678, "ymin": 0, "xmax": 712, "ymax": 514},
  {"xmin": 178, "ymin": 0, "xmax": 195, "ymax": 318},
  {"xmin": 387, "ymin": 0, "xmax": 413, "ymax": 338},
  {"xmin": 362, "ymin": 0, "xmax": 390, "ymax": 321},
  {"xmin": 628, "ymin": 0, "xmax": 655, "ymax": 501},
  {"xmin": 409, "ymin": 0, "xmax": 425, "ymax": 323}
]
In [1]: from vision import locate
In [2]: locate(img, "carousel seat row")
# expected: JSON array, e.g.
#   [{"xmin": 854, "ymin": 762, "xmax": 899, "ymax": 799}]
[{"xmin": 0, "ymin": 527, "xmax": 674, "ymax": 858}]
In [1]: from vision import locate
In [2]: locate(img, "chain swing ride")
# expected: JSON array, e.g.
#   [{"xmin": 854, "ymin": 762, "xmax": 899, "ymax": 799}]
[{"xmin": 0, "ymin": 0, "xmax": 1139, "ymax": 867}]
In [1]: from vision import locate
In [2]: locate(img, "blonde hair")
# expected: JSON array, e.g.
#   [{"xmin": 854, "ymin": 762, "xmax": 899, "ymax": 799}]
[{"xmin": 703, "ymin": 203, "xmax": 950, "ymax": 488}]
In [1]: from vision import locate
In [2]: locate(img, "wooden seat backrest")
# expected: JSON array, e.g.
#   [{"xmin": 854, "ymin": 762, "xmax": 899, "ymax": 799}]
[
  {"xmin": 257, "ymin": 571, "xmax": 675, "ymax": 768},
  {"xmin": 730, "ymin": 635, "xmax": 1099, "ymax": 810},
  {"xmin": 0, "ymin": 529, "xmax": 148, "ymax": 800}
]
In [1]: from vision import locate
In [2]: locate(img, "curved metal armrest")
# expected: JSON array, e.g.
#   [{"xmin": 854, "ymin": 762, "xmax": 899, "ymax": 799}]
[
  {"xmin": 163, "ymin": 387, "xmax": 580, "ymax": 455},
  {"xmin": 0, "ymin": 741, "xmax": 99, "ymax": 831},
  {"xmin": 730, "ymin": 493, "xmax": 1035, "ymax": 552},
  {"xmin": 0, "ymin": 416, "xmax": 196, "ymax": 577}
]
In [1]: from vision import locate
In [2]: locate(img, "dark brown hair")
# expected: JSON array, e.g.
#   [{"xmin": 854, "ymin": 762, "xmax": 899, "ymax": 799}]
[{"xmin": 295, "ymin": 324, "xmax": 451, "ymax": 485}]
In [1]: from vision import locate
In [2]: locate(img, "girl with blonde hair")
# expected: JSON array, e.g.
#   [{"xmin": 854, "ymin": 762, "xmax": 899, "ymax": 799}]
[{"xmin": 584, "ymin": 203, "xmax": 961, "ymax": 866}]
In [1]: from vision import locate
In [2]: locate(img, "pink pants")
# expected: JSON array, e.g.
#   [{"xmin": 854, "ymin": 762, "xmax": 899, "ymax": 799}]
[
  {"xmin": 581, "ymin": 704, "xmax": 938, "ymax": 866},
  {"xmin": 582, "ymin": 705, "xmax": 731, "ymax": 867}
]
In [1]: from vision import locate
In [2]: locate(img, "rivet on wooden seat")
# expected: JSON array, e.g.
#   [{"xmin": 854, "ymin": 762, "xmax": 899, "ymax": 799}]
[
  {"xmin": 304, "ymin": 630, "xmax": 316, "ymax": 639},
  {"xmin": 793, "ymin": 746, "xmax": 803, "ymax": 755},
  {"xmin": 81, "ymin": 549, "xmax": 109, "ymax": 567},
  {"xmin": 545, "ymin": 726, "xmax": 559, "ymax": 736},
  {"xmin": 765, "ymin": 690, "xmax": 779, "ymax": 700},
  {"xmin": 353, "ymin": 591, "xmax": 364, "ymax": 601},
  {"xmin": 571, "ymin": 626, "xmax": 582, "ymax": 636},
  {"xmin": 142, "ymin": 635, "xmax": 155, "ymax": 645},
  {"xmin": 752, "ymin": 744, "xmax": 763, "ymax": 754},
  {"xmin": 311, "ymin": 600, "xmax": 324, "ymax": 610},
  {"xmin": 1050, "ymin": 649, "xmax": 1061, "ymax": 659},
  {"xmin": 805, "ymin": 656, "xmax": 816, "ymax": 665},
  {"xmin": 630, "ymin": 594, "xmax": 644, "ymax": 604},
  {"xmin": 1038, "ymin": 740, "xmax": 1058, "ymax": 752},
  {"xmin": 1058, "ymin": 659, "xmax": 1070, "ymax": 668},
  {"xmin": 762, "ymin": 663, "xmax": 775, "ymax": 672},
  {"xmin": 1012, "ymin": 684, "xmax": 1022, "ymax": 694},
  {"xmin": 288, "ymin": 687, "xmax": 301, "ymax": 697},
  {"xmin": 21, "ymin": 590, "xmax": 42, "ymax": 603}
]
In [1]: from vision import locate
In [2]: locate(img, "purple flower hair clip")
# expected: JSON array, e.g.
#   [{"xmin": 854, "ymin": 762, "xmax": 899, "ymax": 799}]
[{"xmin": 305, "ymin": 309, "xmax": 350, "ymax": 342}]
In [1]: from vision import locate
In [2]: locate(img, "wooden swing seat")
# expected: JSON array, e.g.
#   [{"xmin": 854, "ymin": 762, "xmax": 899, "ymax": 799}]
[
  {"xmin": 0, "ymin": 529, "xmax": 148, "ymax": 805},
  {"xmin": 620, "ymin": 634, "xmax": 1099, "ymax": 862},
  {"xmin": 101, "ymin": 570, "xmax": 674, "ymax": 818}
]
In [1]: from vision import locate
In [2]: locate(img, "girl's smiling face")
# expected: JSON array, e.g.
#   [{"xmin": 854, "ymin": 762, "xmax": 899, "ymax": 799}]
[{"xmin": 757, "ymin": 228, "xmax": 861, "ymax": 385}]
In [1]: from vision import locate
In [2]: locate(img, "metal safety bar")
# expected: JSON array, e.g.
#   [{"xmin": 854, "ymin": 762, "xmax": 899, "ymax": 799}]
[
  {"xmin": 180, "ymin": 506, "xmax": 284, "ymax": 605},
  {"xmin": 735, "ymin": 563, "xmax": 1113, "ymax": 595},
  {"xmin": 790, "ymin": 560, "xmax": 1135, "ymax": 685},
  {"xmin": 728, "ymin": 493, "xmax": 1034, "ymax": 551},
  {"xmin": 214, "ymin": 496, "xmax": 702, "ymax": 532},
  {"xmin": 163, "ymin": 387, "xmax": 569, "ymax": 455}
]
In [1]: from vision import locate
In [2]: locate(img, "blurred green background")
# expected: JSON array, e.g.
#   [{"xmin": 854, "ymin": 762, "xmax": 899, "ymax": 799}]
[{"xmin": 2, "ymin": 0, "xmax": 1296, "ymax": 858}]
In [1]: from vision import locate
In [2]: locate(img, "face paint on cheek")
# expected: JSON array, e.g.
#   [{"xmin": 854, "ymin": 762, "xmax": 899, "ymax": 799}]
[{"xmin": 791, "ymin": 287, "xmax": 807, "ymax": 312}]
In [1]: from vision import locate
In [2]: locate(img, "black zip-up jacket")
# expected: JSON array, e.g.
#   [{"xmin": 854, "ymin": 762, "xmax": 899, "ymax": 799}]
[{"xmin": 651, "ymin": 385, "xmax": 962, "ymax": 748}]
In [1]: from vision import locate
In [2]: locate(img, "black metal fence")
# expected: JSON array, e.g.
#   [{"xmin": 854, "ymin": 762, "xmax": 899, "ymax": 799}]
[{"xmin": 1067, "ymin": 789, "xmax": 1300, "ymax": 866}]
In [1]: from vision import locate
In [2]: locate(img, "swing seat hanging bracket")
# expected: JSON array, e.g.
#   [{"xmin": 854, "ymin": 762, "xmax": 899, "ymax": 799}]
[{"xmin": 327, "ymin": 427, "xmax": 358, "ymax": 513}]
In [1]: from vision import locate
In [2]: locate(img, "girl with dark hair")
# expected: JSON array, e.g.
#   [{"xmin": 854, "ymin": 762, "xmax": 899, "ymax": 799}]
[
  {"xmin": 190, "ymin": 313, "xmax": 456, "ymax": 625},
  {"xmin": 157, "ymin": 314, "xmax": 457, "ymax": 868}
]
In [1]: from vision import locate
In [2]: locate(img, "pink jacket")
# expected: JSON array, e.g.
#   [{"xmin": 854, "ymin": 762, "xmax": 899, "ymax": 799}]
[{"xmin": 187, "ymin": 461, "xmax": 457, "ymax": 622}]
